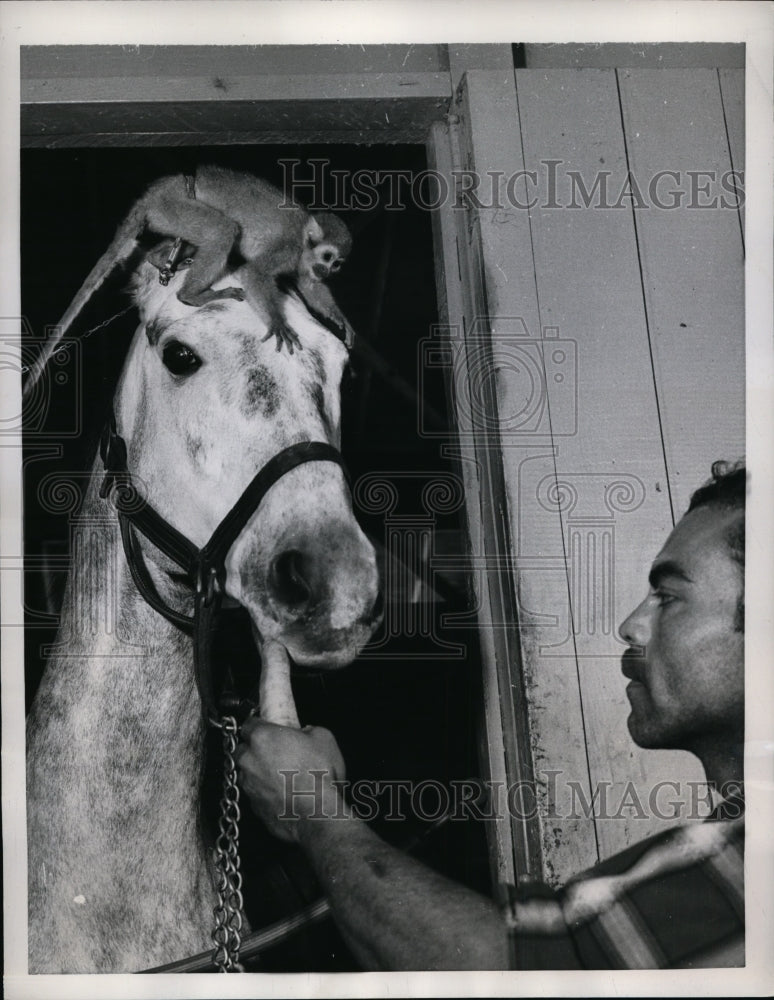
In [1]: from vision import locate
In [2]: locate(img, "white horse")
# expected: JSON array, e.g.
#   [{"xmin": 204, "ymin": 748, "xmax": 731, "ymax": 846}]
[{"xmin": 26, "ymin": 251, "xmax": 381, "ymax": 973}]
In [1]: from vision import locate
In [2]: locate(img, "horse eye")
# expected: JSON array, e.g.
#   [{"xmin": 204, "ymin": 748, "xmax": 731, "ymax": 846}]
[{"xmin": 162, "ymin": 340, "xmax": 202, "ymax": 376}]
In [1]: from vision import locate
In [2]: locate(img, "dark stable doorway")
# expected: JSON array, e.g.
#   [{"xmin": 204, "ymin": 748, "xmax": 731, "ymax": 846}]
[{"xmin": 21, "ymin": 144, "xmax": 491, "ymax": 971}]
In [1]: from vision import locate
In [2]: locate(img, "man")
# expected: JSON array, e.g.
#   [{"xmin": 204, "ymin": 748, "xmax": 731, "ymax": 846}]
[{"xmin": 236, "ymin": 461, "xmax": 745, "ymax": 969}]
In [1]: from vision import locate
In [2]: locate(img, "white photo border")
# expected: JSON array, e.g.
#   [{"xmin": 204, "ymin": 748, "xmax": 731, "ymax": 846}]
[{"xmin": 2, "ymin": 2, "xmax": 772, "ymax": 997}]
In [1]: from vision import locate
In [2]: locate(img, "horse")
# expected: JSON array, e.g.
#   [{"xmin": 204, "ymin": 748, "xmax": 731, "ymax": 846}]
[{"xmin": 25, "ymin": 242, "xmax": 381, "ymax": 973}]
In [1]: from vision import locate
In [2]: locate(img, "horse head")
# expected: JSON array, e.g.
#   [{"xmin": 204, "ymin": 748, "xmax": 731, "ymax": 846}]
[{"xmin": 116, "ymin": 260, "xmax": 381, "ymax": 669}]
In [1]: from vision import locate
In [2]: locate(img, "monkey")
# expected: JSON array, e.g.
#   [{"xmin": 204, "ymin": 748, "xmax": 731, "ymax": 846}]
[
  {"xmin": 23, "ymin": 166, "xmax": 353, "ymax": 398},
  {"xmin": 242, "ymin": 204, "xmax": 354, "ymax": 354},
  {"xmin": 147, "ymin": 201, "xmax": 353, "ymax": 354}
]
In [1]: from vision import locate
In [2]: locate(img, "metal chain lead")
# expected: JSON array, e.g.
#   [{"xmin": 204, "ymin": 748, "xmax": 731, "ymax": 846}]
[{"xmin": 212, "ymin": 715, "xmax": 246, "ymax": 972}]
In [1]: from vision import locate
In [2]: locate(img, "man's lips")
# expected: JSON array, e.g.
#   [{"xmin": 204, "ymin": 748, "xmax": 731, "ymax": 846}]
[{"xmin": 621, "ymin": 647, "xmax": 646, "ymax": 682}]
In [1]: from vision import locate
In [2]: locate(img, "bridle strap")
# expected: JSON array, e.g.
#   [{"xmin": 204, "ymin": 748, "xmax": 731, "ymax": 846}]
[
  {"xmin": 100, "ymin": 413, "xmax": 200, "ymax": 573},
  {"xmin": 191, "ymin": 440, "xmax": 346, "ymax": 724},
  {"xmin": 119, "ymin": 517, "xmax": 195, "ymax": 633},
  {"xmin": 199, "ymin": 440, "xmax": 347, "ymax": 580},
  {"xmin": 99, "ymin": 411, "xmax": 348, "ymax": 723}
]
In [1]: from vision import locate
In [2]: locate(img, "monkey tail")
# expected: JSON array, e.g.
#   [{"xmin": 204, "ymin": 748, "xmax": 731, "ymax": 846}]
[{"xmin": 22, "ymin": 208, "xmax": 145, "ymax": 403}]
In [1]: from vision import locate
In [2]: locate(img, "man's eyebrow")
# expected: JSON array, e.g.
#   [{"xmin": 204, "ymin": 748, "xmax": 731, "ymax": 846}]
[{"xmin": 649, "ymin": 561, "xmax": 693, "ymax": 589}]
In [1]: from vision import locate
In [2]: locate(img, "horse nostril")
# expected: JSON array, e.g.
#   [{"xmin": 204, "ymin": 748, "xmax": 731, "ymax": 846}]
[{"xmin": 270, "ymin": 550, "xmax": 313, "ymax": 607}]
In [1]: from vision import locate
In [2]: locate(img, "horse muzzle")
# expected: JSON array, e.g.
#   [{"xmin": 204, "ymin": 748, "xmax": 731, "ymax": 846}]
[{"xmin": 237, "ymin": 520, "xmax": 381, "ymax": 667}]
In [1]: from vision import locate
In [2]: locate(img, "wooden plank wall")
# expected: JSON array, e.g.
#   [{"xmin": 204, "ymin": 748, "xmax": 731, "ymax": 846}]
[
  {"xmin": 618, "ymin": 69, "xmax": 745, "ymax": 520},
  {"xmin": 718, "ymin": 69, "xmax": 746, "ymax": 244},
  {"xmin": 507, "ymin": 66, "xmax": 745, "ymax": 882}
]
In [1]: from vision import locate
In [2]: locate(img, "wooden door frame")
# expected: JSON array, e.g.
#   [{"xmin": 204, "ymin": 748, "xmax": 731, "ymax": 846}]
[{"xmin": 19, "ymin": 41, "xmax": 555, "ymax": 893}]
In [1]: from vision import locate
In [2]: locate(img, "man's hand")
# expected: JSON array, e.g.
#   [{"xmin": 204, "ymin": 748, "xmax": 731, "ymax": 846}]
[{"xmin": 235, "ymin": 718, "xmax": 347, "ymax": 843}]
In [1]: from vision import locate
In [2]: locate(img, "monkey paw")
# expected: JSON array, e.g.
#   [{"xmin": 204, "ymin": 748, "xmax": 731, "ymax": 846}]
[{"xmin": 262, "ymin": 321, "xmax": 303, "ymax": 355}]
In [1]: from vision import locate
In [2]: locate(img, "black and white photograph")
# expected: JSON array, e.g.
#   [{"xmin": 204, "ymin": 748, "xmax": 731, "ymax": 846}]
[{"xmin": 2, "ymin": 2, "xmax": 773, "ymax": 997}]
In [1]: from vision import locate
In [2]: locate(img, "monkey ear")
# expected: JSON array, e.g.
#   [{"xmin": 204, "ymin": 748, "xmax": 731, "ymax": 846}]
[{"xmin": 306, "ymin": 216, "xmax": 324, "ymax": 246}]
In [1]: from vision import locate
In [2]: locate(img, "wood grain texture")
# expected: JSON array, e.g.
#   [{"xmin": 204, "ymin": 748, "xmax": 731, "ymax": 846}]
[
  {"xmin": 719, "ymin": 68, "xmax": 746, "ymax": 244},
  {"xmin": 22, "ymin": 87, "xmax": 450, "ymax": 147},
  {"xmin": 20, "ymin": 44, "xmax": 449, "ymax": 79},
  {"xmin": 21, "ymin": 48, "xmax": 452, "ymax": 147},
  {"xmin": 619, "ymin": 69, "xmax": 745, "ymax": 520},
  {"xmin": 515, "ymin": 68, "xmax": 705, "ymax": 868},
  {"xmin": 524, "ymin": 43, "xmax": 744, "ymax": 71},
  {"xmin": 22, "ymin": 128, "xmax": 438, "ymax": 149},
  {"xmin": 22, "ymin": 73, "xmax": 451, "ymax": 105},
  {"xmin": 447, "ymin": 44, "xmax": 515, "ymax": 91}
]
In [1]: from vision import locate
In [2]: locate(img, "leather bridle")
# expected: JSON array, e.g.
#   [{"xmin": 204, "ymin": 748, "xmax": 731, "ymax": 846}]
[{"xmin": 99, "ymin": 410, "xmax": 347, "ymax": 727}]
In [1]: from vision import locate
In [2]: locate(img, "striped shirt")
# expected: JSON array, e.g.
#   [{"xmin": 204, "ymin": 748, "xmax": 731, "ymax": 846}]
[{"xmin": 504, "ymin": 815, "xmax": 744, "ymax": 969}]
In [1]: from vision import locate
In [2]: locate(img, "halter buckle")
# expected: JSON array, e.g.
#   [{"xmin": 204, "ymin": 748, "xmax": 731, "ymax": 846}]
[
  {"xmin": 158, "ymin": 236, "xmax": 184, "ymax": 286},
  {"xmin": 196, "ymin": 563, "xmax": 222, "ymax": 607}
]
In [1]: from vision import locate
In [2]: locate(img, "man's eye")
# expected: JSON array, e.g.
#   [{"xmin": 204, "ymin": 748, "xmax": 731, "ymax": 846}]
[
  {"xmin": 653, "ymin": 590, "xmax": 677, "ymax": 607},
  {"xmin": 162, "ymin": 341, "xmax": 202, "ymax": 376}
]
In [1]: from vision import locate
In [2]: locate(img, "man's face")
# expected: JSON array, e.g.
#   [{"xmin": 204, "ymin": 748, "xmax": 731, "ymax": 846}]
[{"xmin": 618, "ymin": 505, "xmax": 744, "ymax": 752}]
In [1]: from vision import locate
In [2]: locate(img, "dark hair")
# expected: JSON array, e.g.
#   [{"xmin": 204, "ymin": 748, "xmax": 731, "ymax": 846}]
[{"xmin": 688, "ymin": 460, "xmax": 746, "ymax": 630}]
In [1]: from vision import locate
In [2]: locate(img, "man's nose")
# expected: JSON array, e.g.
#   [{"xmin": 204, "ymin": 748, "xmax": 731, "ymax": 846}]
[{"xmin": 618, "ymin": 596, "xmax": 650, "ymax": 647}]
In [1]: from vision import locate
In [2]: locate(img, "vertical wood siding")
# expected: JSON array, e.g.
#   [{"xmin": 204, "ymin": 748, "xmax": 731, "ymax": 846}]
[
  {"xmin": 618, "ymin": 69, "xmax": 745, "ymax": 520},
  {"xmin": 432, "ymin": 63, "xmax": 745, "ymax": 886},
  {"xmin": 515, "ymin": 66, "xmax": 745, "ymax": 881}
]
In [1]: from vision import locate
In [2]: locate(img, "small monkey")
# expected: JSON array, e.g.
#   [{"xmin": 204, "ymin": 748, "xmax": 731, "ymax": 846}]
[
  {"xmin": 24, "ymin": 167, "xmax": 352, "ymax": 397},
  {"xmin": 149, "ymin": 201, "xmax": 353, "ymax": 353},
  {"xmin": 245, "ymin": 205, "xmax": 353, "ymax": 354}
]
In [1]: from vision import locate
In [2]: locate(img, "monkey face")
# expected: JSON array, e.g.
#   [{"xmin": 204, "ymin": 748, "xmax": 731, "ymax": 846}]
[
  {"xmin": 310, "ymin": 242, "xmax": 347, "ymax": 281},
  {"xmin": 303, "ymin": 213, "xmax": 351, "ymax": 283}
]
